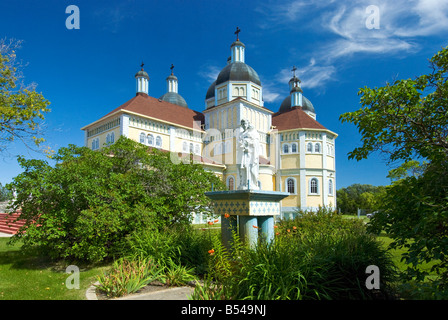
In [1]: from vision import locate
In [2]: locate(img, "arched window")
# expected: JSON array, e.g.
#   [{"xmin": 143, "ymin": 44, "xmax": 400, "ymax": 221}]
[
  {"xmin": 307, "ymin": 142, "xmax": 313, "ymax": 152},
  {"xmin": 189, "ymin": 143, "xmax": 194, "ymax": 153},
  {"xmin": 328, "ymin": 179, "xmax": 333, "ymax": 195},
  {"xmin": 95, "ymin": 138, "xmax": 99, "ymax": 150},
  {"xmin": 310, "ymin": 178, "xmax": 318, "ymax": 194},
  {"xmin": 283, "ymin": 144, "xmax": 289, "ymax": 154},
  {"xmin": 315, "ymin": 143, "xmax": 321, "ymax": 153},
  {"xmin": 147, "ymin": 134, "xmax": 154, "ymax": 146},
  {"xmin": 183, "ymin": 141, "xmax": 188, "ymax": 152},
  {"xmin": 111, "ymin": 132, "xmax": 115, "ymax": 143},
  {"xmin": 287, "ymin": 178, "xmax": 295, "ymax": 194},
  {"xmin": 228, "ymin": 176, "xmax": 235, "ymax": 191},
  {"xmin": 91, "ymin": 140, "xmax": 95, "ymax": 150},
  {"xmin": 195, "ymin": 144, "xmax": 200, "ymax": 155},
  {"xmin": 291, "ymin": 143, "xmax": 297, "ymax": 153},
  {"xmin": 140, "ymin": 133, "xmax": 145, "ymax": 144},
  {"xmin": 156, "ymin": 136, "xmax": 162, "ymax": 147},
  {"xmin": 106, "ymin": 134, "xmax": 110, "ymax": 144}
]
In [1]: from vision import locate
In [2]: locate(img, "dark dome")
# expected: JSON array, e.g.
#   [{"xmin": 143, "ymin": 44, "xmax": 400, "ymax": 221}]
[
  {"xmin": 205, "ymin": 81, "xmax": 216, "ymax": 100},
  {"xmin": 216, "ymin": 62, "xmax": 261, "ymax": 86},
  {"xmin": 279, "ymin": 94, "xmax": 315, "ymax": 114},
  {"xmin": 159, "ymin": 92, "xmax": 188, "ymax": 108}
]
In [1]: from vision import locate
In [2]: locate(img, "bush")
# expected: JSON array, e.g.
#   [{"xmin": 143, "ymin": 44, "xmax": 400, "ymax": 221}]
[
  {"xmin": 96, "ymin": 256, "xmax": 164, "ymax": 298},
  {"xmin": 6, "ymin": 137, "xmax": 225, "ymax": 262},
  {"xmin": 198, "ymin": 208, "xmax": 398, "ymax": 300}
]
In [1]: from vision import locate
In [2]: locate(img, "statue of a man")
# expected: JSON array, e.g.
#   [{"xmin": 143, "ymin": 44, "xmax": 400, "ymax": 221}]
[{"xmin": 237, "ymin": 119, "xmax": 260, "ymax": 190}]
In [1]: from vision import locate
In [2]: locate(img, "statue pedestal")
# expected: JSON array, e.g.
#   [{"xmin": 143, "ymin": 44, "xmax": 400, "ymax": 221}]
[{"xmin": 205, "ymin": 190, "xmax": 289, "ymax": 249}]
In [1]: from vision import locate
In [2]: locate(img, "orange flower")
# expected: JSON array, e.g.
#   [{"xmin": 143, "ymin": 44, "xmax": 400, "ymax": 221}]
[
  {"xmin": 214, "ymin": 219, "xmax": 219, "ymax": 223},
  {"xmin": 287, "ymin": 229, "xmax": 291, "ymax": 233},
  {"xmin": 253, "ymin": 225, "xmax": 258, "ymax": 229},
  {"xmin": 275, "ymin": 232, "xmax": 280, "ymax": 236},
  {"xmin": 293, "ymin": 226, "xmax": 297, "ymax": 230},
  {"xmin": 274, "ymin": 225, "xmax": 278, "ymax": 229},
  {"xmin": 208, "ymin": 221, "xmax": 213, "ymax": 225},
  {"xmin": 224, "ymin": 213, "xmax": 230, "ymax": 219},
  {"xmin": 208, "ymin": 249, "xmax": 215, "ymax": 255}
]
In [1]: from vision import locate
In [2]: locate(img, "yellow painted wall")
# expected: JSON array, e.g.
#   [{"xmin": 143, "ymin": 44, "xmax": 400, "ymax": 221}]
[
  {"xmin": 87, "ymin": 127, "xmax": 120, "ymax": 150},
  {"xmin": 281, "ymin": 154, "xmax": 299, "ymax": 169},
  {"xmin": 305, "ymin": 154, "xmax": 322, "ymax": 168},
  {"xmin": 326, "ymin": 156, "xmax": 335, "ymax": 171}
]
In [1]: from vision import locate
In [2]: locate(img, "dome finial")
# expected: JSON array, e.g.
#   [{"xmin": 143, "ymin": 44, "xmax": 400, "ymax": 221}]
[
  {"xmin": 170, "ymin": 63, "xmax": 174, "ymax": 75},
  {"xmin": 291, "ymin": 65, "xmax": 297, "ymax": 77},
  {"xmin": 234, "ymin": 26, "xmax": 241, "ymax": 41},
  {"xmin": 141, "ymin": 62, "xmax": 145, "ymax": 70}
]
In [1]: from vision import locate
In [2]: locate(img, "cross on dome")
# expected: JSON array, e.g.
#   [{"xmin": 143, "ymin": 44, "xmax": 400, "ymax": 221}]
[{"xmin": 235, "ymin": 26, "xmax": 241, "ymax": 40}]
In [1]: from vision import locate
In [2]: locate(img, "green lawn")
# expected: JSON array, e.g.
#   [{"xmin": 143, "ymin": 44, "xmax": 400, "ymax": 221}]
[{"xmin": 0, "ymin": 238, "xmax": 110, "ymax": 300}]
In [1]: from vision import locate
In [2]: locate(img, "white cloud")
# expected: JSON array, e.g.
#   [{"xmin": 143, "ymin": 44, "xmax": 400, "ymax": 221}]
[
  {"xmin": 198, "ymin": 64, "xmax": 221, "ymax": 84},
  {"xmin": 257, "ymin": 0, "xmax": 448, "ymax": 89}
]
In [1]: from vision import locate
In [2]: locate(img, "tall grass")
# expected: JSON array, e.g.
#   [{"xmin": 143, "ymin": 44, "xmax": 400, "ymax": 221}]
[{"xmin": 196, "ymin": 208, "xmax": 398, "ymax": 300}]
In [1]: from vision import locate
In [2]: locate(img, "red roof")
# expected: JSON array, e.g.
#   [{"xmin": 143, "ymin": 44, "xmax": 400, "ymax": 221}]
[
  {"xmin": 101, "ymin": 93, "xmax": 204, "ymax": 130},
  {"xmin": 272, "ymin": 107, "xmax": 327, "ymax": 131}
]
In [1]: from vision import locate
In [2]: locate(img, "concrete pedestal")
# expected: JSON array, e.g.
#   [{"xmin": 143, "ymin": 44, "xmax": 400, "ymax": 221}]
[{"xmin": 205, "ymin": 190, "xmax": 289, "ymax": 250}]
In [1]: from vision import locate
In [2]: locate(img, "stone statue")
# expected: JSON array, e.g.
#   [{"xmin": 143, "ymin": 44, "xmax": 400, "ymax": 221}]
[{"xmin": 237, "ymin": 119, "xmax": 260, "ymax": 190}]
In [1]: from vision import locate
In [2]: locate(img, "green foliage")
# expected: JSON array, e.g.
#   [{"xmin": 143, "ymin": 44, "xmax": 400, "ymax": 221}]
[
  {"xmin": 96, "ymin": 257, "xmax": 163, "ymax": 298},
  {"xmin": 6, "ymin": 136, "xmax": 225, "ymax": 262},
  {"xmin": 0, "ymin": 182, "xmax": 12, "ymax": 201},
  {"xmin": 197, "ymin": 208, "xmax": 398, "ymax": 300},
  {"xmin": 0, "ymin": 39, "xmax": 51, "ymax": 153},
  {"xmin": 340, "ymin": 46, "xmax": 448, "ymax": 287},
  {"xmin": 336, "ymin": 184, "xmax": 386, "ymax": 214},
  {"xmin": 159, "ymin": 257, "xmax": 197, "ymax": 287},
  {"xmin": 368, "ymin": 162, "xmax": 448, "ymax": 286},
  {"xmin": 126, "ymin": 224, "xmax": 216, "ymax": 275},
  {"xmin": 340, "ymin": 46, "xmax": 448, "ymax": 165}
]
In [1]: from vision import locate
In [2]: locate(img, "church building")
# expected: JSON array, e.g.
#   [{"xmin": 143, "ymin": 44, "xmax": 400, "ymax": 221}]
[{"xmin": 81, "ymin": 32, "xmax": 338, "ymax": 222}]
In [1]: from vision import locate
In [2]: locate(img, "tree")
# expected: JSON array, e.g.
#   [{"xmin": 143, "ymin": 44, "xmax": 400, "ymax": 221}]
[
  {"xmin": 0, "ymin": 38, "xmax": 50, "ymax": 153},
  {"xmin": 0, "ymin": 182, "xmax": 12, "ymax": 202},
  {"xmin": 336, "ymin": 184, "xmax": 384, "ymax": 214},
  {"xmin": 340, "ymin": 46, "xmax": 448, "ymax": 288},
  {"xmin": 6, "ymin": 136, "xmax": 225, "ymax": 262}
]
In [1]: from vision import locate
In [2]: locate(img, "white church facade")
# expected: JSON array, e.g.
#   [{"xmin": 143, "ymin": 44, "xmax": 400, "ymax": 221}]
[{"xmin": 81, "ymin": 34, "xmax": 338, "ymax": 221}]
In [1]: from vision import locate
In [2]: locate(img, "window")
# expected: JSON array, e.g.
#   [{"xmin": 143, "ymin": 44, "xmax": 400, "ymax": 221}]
[
  {"xmin": 195, "ymin": 144, "xmax": 200, "ymax": 155},
  {"xmin": 307, "ymin": 143, "xmax": 313, "ymax": 152},
  {"xmin": 156, "ymin": 136, "xmax": 162, "ymax": 147},
  {"xmin": 111, "ymin": 132, "xmax": 115, "ymax": 143},
  {"xmin": 147, "ymin": 134, "xmax": 154, "ymax": 146},
  {"xmin": 315, "ymin": 143, "xmax": 321, "ymax": 153},
  {"xmin": 287, "ymin": 178, "xmax": 295, "ymax": 194},
  {"xmin": 310, "ymin": 178, "xmax": 318, "ymax": 194},
  {"xmin": 228, "ymin": 176, "xmax": 235, "ymax": 191},
  {"xmin": 283, "ymin": 144, "xmax": 289, "ymax": 154},
  {"xmin": 183, "ymin": 142, "xmax": 188, "ymax": 152},
  {"xmin": 189, "ymin": 143, "xmax": 194, "ymax": 153},
  {"xmin": 91, "ymin": 140, "xmax": 95, "ymax": 150},
  {"xmin": 291, "ymin": 143, "xmax": 297, "ymax": 153},
  {"xmin": 140, "ymin": 133, "xmax": 145, "ymax": 144},
  {"xmin": 328, "ymin": 179, "xmax": 333, "ymax": 196}
]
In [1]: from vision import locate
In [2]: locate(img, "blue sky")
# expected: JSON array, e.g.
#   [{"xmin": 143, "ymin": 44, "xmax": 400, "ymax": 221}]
[{"xmin": 0, "ymin": 0, "xmax": 447, "ymax": 189}]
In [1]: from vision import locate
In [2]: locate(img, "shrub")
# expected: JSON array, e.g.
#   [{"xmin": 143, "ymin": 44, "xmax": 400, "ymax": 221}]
[
  {"xmin": 6, "ymin": 137, "xmax": 225, "ymax": 262},
  {"xmin": 198, "ymin": 208, "xmax": 398, "ymax": 300},
  {"xmin": 96, "ymin": 256, "xmax": 163, "ymax": 298}
]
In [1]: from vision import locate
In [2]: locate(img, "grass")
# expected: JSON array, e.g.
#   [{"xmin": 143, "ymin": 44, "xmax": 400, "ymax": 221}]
[{"xmin": 0, "ymin": 237, "xmax": 110, "ymax": 300}]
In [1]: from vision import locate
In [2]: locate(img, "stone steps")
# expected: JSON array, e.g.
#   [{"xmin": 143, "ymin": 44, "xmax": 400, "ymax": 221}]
[{"xmin": 0, "ymin": 213, "xmax": 25, "ymax": 235}]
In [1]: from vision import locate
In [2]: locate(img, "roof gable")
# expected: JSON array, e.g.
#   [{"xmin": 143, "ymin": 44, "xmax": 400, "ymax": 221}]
[
  {"xmin": 101, "ymin": 93, "xmax": 204, "ymax": 130},
  {"xmin": 272, "ymin": 107, "xmax": 327, "ymax": 131}
]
